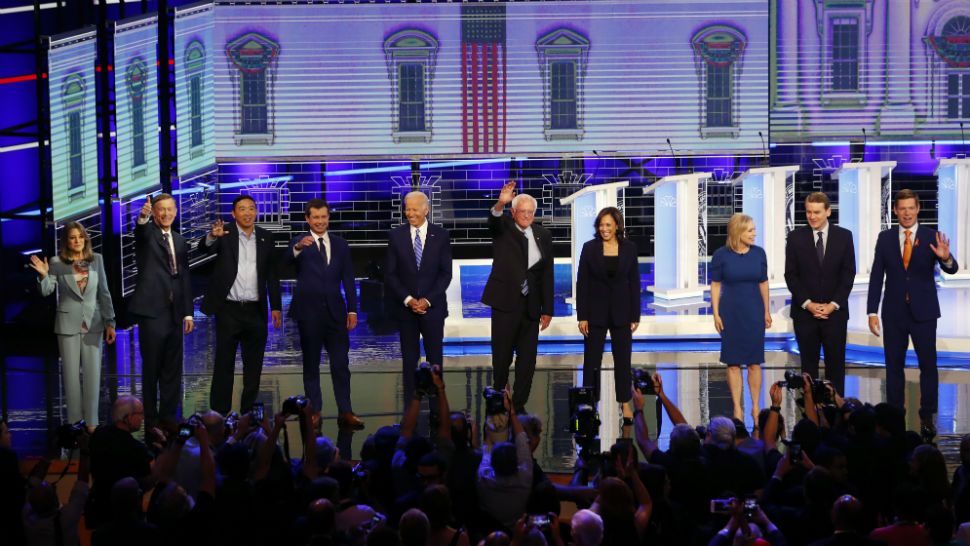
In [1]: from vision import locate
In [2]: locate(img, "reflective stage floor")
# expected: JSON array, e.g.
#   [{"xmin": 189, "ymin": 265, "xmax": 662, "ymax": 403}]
[{"xmin": 5, "ymin": 282, "xmax": 970, "ymax": 474}]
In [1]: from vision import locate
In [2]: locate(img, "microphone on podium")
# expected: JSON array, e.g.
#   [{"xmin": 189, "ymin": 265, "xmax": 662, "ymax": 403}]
[
  {"xmin": 758, "ymin": 131, "xmax": 768, "ymax": 166},
  {"xmin": 667, "ymin": 138, "xmax": 677, "ymax": 171},
  {"xmin": 961, "ymin": 121, "xmax": 966, "ymax": 152}
]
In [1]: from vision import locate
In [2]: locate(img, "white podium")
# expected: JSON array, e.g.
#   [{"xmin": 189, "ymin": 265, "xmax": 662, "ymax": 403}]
[
  {"xmin": 736, "ymin": 166, "xmax": 800, "ymax": 290},
  {"xmin": 937, "ymin": 158, "xmax": 970, "ymax": 284},
  {"xmin": 645, "ymin": 172, "xmax": 711, "ymax": 300},
  {"xmin": 560, "ymin": 181, "xmax": 630, "ymax": 304},
  {"xmin": 833, "ymin": 161, "xmax": 896, "ymax": 284}
]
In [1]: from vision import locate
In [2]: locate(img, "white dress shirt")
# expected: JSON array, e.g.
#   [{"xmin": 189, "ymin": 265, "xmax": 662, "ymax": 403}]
[
  {"xmin": 801, "ymin": 221, "xmax": 839, "ymax": 311},
  {"xmin": 403, "ymin": 221, "xmax": 429, "ymax": 307},
  {"xmin": 137, "ymin": 213, "xmax": 192, "ymax": 322}
]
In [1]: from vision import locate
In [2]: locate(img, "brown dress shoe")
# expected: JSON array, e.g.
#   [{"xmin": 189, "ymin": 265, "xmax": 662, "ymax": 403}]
[{"xmin": 338, "ymin": 412, "xmax": 365, "ymax": 429}]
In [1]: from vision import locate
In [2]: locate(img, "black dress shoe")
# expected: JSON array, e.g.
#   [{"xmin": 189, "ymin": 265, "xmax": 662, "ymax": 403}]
[{"xmin": 338, "ymin": 412, "xmax": 365, "ymax": 430}]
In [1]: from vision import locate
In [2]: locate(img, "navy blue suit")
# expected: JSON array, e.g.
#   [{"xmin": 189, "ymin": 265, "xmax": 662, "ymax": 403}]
[
  {"xmin": 285, "ymin": 232, "xmax": 357, "ymax": 413},
  {"xmin": 575, "ymin": 238, "xmax": 641, "ymax": 403},
  {"xmin": 384, "ymin": 222, "xmax": 453, "ymax": 403},
  {"xmin": 867, "ymin": 225, "xmax": 959, "ymax": 418}
]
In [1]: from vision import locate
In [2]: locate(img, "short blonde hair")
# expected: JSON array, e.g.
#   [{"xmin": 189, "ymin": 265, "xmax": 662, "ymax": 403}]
[{"xmin": 725, "ymin": 213, "xmax": 755, "ymax": 252}]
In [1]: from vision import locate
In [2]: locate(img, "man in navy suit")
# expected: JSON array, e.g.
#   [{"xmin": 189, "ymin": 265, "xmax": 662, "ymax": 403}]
[
  {"xmin": 285, "ymin": 199, "xmax": 363, "ymax": 429},
  {"xmin": 129, "ymin": 194, "xmax": 194, "ymax": 429},
  {"xmin": 200, "ymin": 195, "xmax": 282, "ymax": 415},
  {"xmin": 384, "ymin": 191, "xmax": 453, "ymax": 405},
  {"xmin": 867, "ymin": 189, "xmax": 959, "ymax": 435},
  {"xmin": 784, "ymin": 192, "xmax": 856, "ymax": 395},
  {"xmin": 482, "ymin": 180, "xmax": 554, "ymax": 412}
]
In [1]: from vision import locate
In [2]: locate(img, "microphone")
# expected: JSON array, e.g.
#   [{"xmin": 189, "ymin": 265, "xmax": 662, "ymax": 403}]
[
  {"xmin": 861, "ymin": 127, "xmax": 867, "ymax": 147},
  {"xmin": 758, "ymin": 131, "xmax": 768, "ymax": 166},
  {"xmin": 930, "ymin": 139, "xmax": 936, "ymax": 159},
  {"xmin": 667, "ymin": 138, "xmax": 676, "ymax": 170},
  {"xmin": 961, "ymin": 121, "xmax": 966, "ymax": 151}
]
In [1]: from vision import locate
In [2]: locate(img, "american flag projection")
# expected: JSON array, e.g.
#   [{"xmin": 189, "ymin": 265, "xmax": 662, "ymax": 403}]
[{"xmin": 461, "ymin": 5, "xmax": 506, "ymax": 154}]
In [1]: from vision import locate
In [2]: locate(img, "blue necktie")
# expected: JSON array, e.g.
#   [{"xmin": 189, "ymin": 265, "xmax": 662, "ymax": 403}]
[{"xmin": 414, "ymin": 230, "xmax": 423, "ymax": 269}]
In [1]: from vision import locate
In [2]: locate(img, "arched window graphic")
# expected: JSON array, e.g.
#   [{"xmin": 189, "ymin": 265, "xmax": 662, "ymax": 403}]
[
  {"xmin": 226, "ymin": 32, "xmax": 280, "ymax": 146},
  {"xmin": 813, "ymin": 0, "xmax": 873, "ymax": 105},
  {"xmin": 126, "ymin": 58, "xmax": 148, "ymax": 170},
  {"xmin": 536, "ymin": 28, "xmax": 590, "ymax": 141},
  {"xmin": 691, "ymin": 25, "xmax": 746, "ymax": 138},
  {"xmin": 925, "ymin": 14, "xmax": 970, "ymax": 120},
  {"xmin": 61, "ymin": 73, "xmax": 86, "ymax": 195},
  {"xmin": 184, "ymin": 40, "xmax": 205, "ymax": 151},
  {"xmin": 383, "ymin": 30, "xmax": 439, "ymax": 144}
]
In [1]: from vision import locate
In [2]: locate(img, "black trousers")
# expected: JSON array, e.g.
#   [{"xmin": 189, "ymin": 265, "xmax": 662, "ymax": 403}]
[
  {"xmin": 138, "ymin": 305, "xmax": 183, "ymax": 427},
  {"xmin": 883, "ymin": 308, "xmax": 938, "ymax": 420},
  {"xmin": 298, "ymin": 309, "xmax": 352, "ymax": 414},
  {"xmin": 399, "ymin": 311, "xmax": 445, "ymax": 405},
  {"xmin": 793, "ymin": 314, "xmax": 848, "ymax": 396},
  {"xmin": 209, "ymin": 301, "xmax": 268, "ymax": 414},
  {"xmin": 490, "ymin": 295, "xmax": 539, "ymax": 410},
  {"xmin": 582, "ymin": 324, "xmax": 634, "ymax": 403}
]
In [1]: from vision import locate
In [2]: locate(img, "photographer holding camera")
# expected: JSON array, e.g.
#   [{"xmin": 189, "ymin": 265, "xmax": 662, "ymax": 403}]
[
  {"xmin": 709, "ymin": 497, "xmax": 786, "ymax": 546},
  {"xmin": 393, "ymin": 365, "xmax": 452, "ymax": 499},
  {"xmin": 478, "ymin": 388, "xmax": 533, "ymax": 531}
]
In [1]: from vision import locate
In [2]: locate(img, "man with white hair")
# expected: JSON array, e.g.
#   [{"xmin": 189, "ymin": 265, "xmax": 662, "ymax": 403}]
[
  {"xmin": 571, "ymin": 509, "xmax": 604, "ymax": 546},
  {"xmin": 384, "ymin": 190, "xmax": 453, "ymax": 406},
  {"xmin": 703, "ymin": 416, "xmax": 765, "ymax": 500},
  {"xmin": 482, "ymin": 180, "xmax": 554, "ymax": 412}
]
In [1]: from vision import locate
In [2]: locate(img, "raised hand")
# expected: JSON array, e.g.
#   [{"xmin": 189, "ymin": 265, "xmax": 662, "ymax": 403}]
[
  {"xmin": 140, "ymin": 197, "xmax": 153, "ymax": 218},
  {"xmin": 210, "ymin": 219, "xmax": 226, "ymax": 238},
  {"xmin": 497, "ymin": 180, "xmax": 517, "ymax": 207},
  {"xmin": 29, "ymin": 255, "xmax": 49, "ymax": 278},
  {"xmin": 930, "ymin": 231, "xmax": 951, "ymax": 261}
]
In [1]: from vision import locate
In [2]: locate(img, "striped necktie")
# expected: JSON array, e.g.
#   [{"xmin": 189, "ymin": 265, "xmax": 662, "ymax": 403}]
[{"xmin": 414, "ymin": 229, "xmax": 423, "ymax": 269}]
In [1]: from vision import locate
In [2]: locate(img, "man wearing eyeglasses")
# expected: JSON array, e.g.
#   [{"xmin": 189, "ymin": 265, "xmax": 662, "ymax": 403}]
[
  {"xmin": 481, "ymin": 180, "xmax": 555, "ymax": 413},
  {"xmin": 86, "ymin": 395, "xmax": 154, "ymax": 529}
]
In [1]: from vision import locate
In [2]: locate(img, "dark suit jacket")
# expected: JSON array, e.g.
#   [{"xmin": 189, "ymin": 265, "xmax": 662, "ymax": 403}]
[
  {"xmin": 198, "ymin": 224, "xmax": 282, "ymax": 317},
  {"xmin": 384, "ymin": 222, "xmax": 453, "ymax": 321},
  {"xmin": 284, "ymin": 232, "xmax": 357, "ymax": 323},
  {"xmin": 575, "ymin": 238, "xmax": 641, "ymax": 327},
  {"xmin": 481, "ymin": 212, "xmax": 554, "ymax": 318},
  {"xmin": 784, "ymin": 224, "xmax": 856, "ymax": 320},
  {"xmin": 867, "ymin": 225, "xmax": 959, "ymax": 322},
  {"xmin": 128, "ymin": 219, "xmax": 193, "ymax": 319}
]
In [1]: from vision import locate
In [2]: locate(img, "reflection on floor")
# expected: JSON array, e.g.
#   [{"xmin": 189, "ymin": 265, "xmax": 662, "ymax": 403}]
[{"xmin": 5, "ymin": 282, "xmax": 970, "ymax": 475}]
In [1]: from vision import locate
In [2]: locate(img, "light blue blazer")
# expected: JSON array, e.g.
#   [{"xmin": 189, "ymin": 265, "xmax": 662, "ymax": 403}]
[{"xmin": 38, "ymin": 254, "xmax": 116, "ymax": 335}]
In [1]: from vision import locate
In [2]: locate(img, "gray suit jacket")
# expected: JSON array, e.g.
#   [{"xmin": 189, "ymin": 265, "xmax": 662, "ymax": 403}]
[{"xmin": 38, "ymin": 254, "xmax": 116, "ymax": 335}]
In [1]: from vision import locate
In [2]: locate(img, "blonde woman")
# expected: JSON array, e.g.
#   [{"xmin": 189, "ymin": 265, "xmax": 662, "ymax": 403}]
[
  {"xmin": 29, "ymin": 223, "xmax": 116, "ymax": 428},
  {"xmin": 710, "ymin": 213, "xmax": 771, "ymax": 421}
]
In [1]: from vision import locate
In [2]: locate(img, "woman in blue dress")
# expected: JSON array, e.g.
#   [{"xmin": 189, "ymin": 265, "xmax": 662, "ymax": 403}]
[{"xmin": 710, "ymin": 213, "xmax": 771, "ymax": 421}]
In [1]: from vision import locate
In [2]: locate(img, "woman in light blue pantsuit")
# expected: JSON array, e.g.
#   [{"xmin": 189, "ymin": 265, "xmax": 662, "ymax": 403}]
[{"xmin": 29, "ymin": 222, "xmax": 116, "ymax": 427}]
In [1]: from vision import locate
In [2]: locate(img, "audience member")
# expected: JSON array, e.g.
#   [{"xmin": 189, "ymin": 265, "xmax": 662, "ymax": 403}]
[{"xmin": 570, "ymin": 509, "xmax": 603, "ymax": 546}]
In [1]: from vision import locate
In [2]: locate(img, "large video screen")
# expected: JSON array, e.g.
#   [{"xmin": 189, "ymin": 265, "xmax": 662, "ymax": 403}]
[
  {"xmin": 46, "ymin": 28, "xmax": 99, "ymax": 222},
  {"xmin": 770, "ymin": 0, "xmax": 970, "ymax": 143},
  {"xmin": 212, "ymin": 0, "xmax": 768, "ymax": 159},
  {"xmin": 174, "ymin": 1, "xmax": 216, "ymax": 177},
  {"xmin": 114, "ymin": 14, "xmax": 160, "ymax": 199}
]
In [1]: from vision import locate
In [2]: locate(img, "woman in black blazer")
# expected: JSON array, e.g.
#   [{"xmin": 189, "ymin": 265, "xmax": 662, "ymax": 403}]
[{"xmin": 576, "ymin": 207, "xmax": 641, "ymax": 405}]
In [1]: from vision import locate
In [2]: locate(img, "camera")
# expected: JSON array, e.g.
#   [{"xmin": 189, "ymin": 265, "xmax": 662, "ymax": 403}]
[
  {"xmin": 56, "ymin": 420, "xmax": 87, "ymax": 450},
  {"xmin": 251, "ymin": 402, "xmax": 265, "ymax": 423},
  {"xmin": 177, "ymin": 423, "xmax": 194, "ymax": 441},
  {"xmin": 483, "ymin": 387, "xmax": 506, "ymax": 416},
  {"xmin": 743, "ymin": 498, "xmax": 758, "ymax": 518},
  {"xmin": 777, "ymin": 370, "xmax": 834, "ymax": 405},
  {"xmin": 527, "ymin": 514, "xmax": 551, "ymax": 529},
  {"xmin": 785, "ymin": 440, "xmax": 802, "ymax": 463},
  {"xmin": 710, "ymin": 499, "xmax": 732, "ymax": 514},
  {"xmin": 282, "ymin": 394, "xmax": 310, "ymax": 416},
  {"xmin": 225, "ymin": 411, "xmax": 240, "ymax": 435},
  {"xmin": 568, "ymin": 387, "xmax": 600, "ymax": 439},
  {"xmin": 415, "ymin": 362, "xmax": 436, "ymax": 398},
  {"xmin": 632, "ymin": 368, "xmax": 656, "ymax": 396}
]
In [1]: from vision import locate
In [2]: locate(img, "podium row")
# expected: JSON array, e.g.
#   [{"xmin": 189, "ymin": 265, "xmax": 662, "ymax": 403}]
[{"xmin": 560, "ymin": 159, "xmax": 970, "ymax": 302}]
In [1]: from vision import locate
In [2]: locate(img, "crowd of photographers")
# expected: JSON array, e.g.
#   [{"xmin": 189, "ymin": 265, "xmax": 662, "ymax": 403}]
[{"xmin": 4, "ymin": 365, "xmax": 970, "ymax": 546}]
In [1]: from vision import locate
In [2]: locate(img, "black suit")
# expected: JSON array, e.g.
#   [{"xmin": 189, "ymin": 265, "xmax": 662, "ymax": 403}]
[
  {"xmin": 576, "ymin": 238, "xmax": 641, "ymax": 403},
  {"xmin": 784, "ymin": 224, "xmax": 856, "ymax": 394},
  {"xmin": 481, "ymin": 211, "xmax": 554, "ymax": 410},
  {"xmin": 199, "ymin": 224, "xmax": 282, "ymax": 414},
  {"xmin": 129, "ymin": 218, "xmax": 193, "ymax": 426},
  {"xmin": 384, "ymin": 222, "xmax": 453, "ymax": 403}
]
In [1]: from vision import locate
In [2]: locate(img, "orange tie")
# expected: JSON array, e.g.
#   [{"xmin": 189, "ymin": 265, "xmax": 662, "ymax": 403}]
[{"xmin": 903, "ymin": 230, "xmax": 912, "ymax": 270}]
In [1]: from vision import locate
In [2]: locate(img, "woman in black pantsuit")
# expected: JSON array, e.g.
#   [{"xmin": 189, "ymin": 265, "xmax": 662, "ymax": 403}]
[{"xmin": 576, "ymin": 207, "xmax": 642, "ymax": 404}]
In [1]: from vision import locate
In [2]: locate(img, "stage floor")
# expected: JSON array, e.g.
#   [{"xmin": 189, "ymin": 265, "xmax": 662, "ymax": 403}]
[{"xmin": 5, "ymin": 283, "xmax": 970, "ymax": 473}]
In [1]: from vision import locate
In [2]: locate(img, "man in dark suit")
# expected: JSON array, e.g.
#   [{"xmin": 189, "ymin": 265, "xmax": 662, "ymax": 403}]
[
  {"xmin": 867, "ymin": 189, "xmax": 958, "ymax": 436},
  {"xmin": 200, "ymin": 195, "xmax": 283, "ymax": 415},
  {"xmin": 482, "ymin": 180, "xmax": 554, "ymax": 412},
  {"xmin": 284, "ymin": 199, "xmax": 363, "ymax": 429},
  {"xmin": 784, "ymin": 192, "xmax": 856, "ymax": 395},
  {"xmin": 129, "ymin": 194, "xmax": 193, "ymax": 428},
  {"xmin": 384, "ymin": 191, "xmax": 453, "ymax": 405}
]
